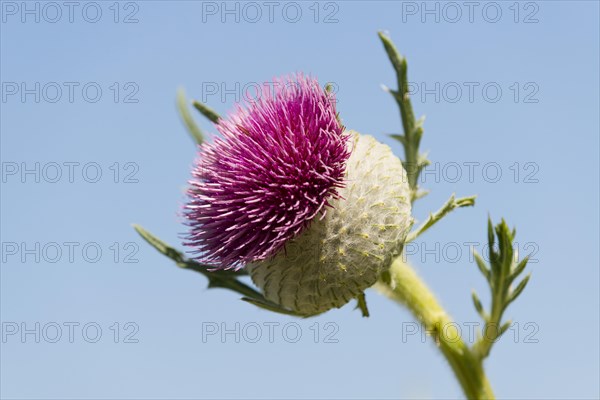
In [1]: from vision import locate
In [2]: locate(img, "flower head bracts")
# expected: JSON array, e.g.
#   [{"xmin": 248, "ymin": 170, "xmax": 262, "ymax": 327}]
[
  {"xmin": 247, "ymin": 133, "xmax": 413, "ymax": 315},
  {"xmin": 184, "ymin": 75, "xmax": 349, "ymax": 269}
]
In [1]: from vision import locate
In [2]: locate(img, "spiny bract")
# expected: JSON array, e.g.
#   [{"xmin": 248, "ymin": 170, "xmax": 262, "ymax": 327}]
[{"xmin": 247, "ymin": 132, "xmax": 412, "ymax": 316}]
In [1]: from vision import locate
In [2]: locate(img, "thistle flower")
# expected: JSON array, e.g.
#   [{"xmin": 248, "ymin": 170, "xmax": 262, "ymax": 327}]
[
  {"xmin": 184, "ymin": 75, "xmax": 350, "ymax": 268},
  {"xmin": 185, "ymin": 75, "xmax": 412, "ymax": 315},
  {"xmin": 247, "ymin": 132, "xmax": 412, "ymax": 316}
]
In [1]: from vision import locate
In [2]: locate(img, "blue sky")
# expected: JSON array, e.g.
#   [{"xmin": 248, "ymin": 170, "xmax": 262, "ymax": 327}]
[{"xmin": 1, "ymin": 1, "xmax": 599, "ymax": 399}]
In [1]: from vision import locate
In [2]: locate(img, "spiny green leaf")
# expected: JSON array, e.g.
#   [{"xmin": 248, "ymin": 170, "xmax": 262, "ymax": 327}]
[
  {"xmin": 487, "ymin": 217, "xmax": 495, "ymax": 250},
  {"xmin": 378, "ymin": 31, "xmax": 405, "ymax": 77},
  {"xmin": 510, "ymin": 255, "xmax": 530, "ymax": 283},
  {"xmin": 473, "ymin": 251, "xmax": 491, "ymax": 284},
  {"xmin": 207, "ymin": 276, "xmax": 263, "ymax": 300},
  {"xmin": 241, "ymin": 297, "xmax": 305, "ymax": 317},
  {"xmin": 474, "ymin": 218, "xmax": 534, "ymax": 361},
  {"xmin": 406, "ymin": 194, "xmax": 476, "ymax": 242},
  {"xmin": 133, "ymin": 224, "xmax": 186, "ymax": 266},
  {"xmin": 379, "ymin": 31, "xmax": 424, "ymax": 200},
  {"xmin": 177, "ymin": 88, "xmax": 204, "ymax": 145},
  {"xmin": 496, "ymin": 221, "xmax": 514, "ymax": 271},
  {"xmin": 192, "ymin": 100, "xmax": 221, "ymax": 124},
  {"xmin": 413, "ymin": 116, "xmax": 425, "ymax": 140},
  {"xmin": 133, "ymin": 224, "xmax": 258, "ymax": 301},
  {"xmin": 390, "ymin": 134, "xmax": 407, "ymax": 146},
  {"xmin": 133, "ymin": 223, "xmax": 247, "ymax": 275},
  {"xmin": 471, "ymin": 290, "xmax": 486, "ymax": 320},
  {"xmin": 499, "ymin": 320, "xmax": 512, "ymax": 337},
  {"xmin": 508, "ymin": 273, "xmax": 531, "ymax": 305},
  {"xmin": 414, "ymin": 189, "xmax": 430, "ymax": 200},
  {"xmin": 417, "ymin": 153, "xmax": 431, "ymax": 169},
  {"xmin": 455, "ymin": 196, "xmax": 476, "ymax": 208}
]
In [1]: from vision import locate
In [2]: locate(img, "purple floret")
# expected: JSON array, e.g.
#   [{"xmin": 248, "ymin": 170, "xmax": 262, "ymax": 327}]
[{"xmin": 184, "ymin": 75, "xmax": 350, "ymax": 269}]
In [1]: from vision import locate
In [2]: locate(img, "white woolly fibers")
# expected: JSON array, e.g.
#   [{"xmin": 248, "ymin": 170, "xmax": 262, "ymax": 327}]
[{"xmin": 247, "ymin": 132, "xmax": 412, "ymax": 316}]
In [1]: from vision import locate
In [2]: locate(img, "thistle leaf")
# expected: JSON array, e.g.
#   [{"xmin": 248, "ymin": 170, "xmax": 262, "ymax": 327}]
[
  {"xmin": 499, "ymin": 320, "xmax": 512, "ymax": 337},
  {"xmin": 508, "ymin": 273, "xmax": 531, "ymax": 305},
  {"xmin": 473, "ymin": 251, "xmax": 491, "ymax": 284},
  {"xmin": 176, "ymin": 88, "xmax": 204, "ymax": 145},
  {"xmin": 487, "ymin": 217, "xmax": 495, "ymax": 250},
  {"xmin": 192, "ymin": 100, "xmax": 221, "ymax": 124},
  {"xmin": 390, "ymin": 134, "xmax": 407, "ymax": 146},
  {"xmin": 406, "ymin": 194, "xmax": 476, "ymax": 242},
  {"xmin": 132, "ymin": 224, "xmax": 258, "ymax": 303},
  {"xmin": 133, "ymin": 224, "xmax": 186, "ymax": 266},
  {"xmin": 471, "ymin": 290, "xmax": 486, "ymax": 320},
  {"xmin": 241, "ymin": 297, "xmax": 305, "ymax": 317},
  {"xmin": 510, "ymin": 255, "xmax": 530, "ymax": 283},
  {"xmin": 474, "ymin": 218, "xmax": 533, "ymax": 360}
]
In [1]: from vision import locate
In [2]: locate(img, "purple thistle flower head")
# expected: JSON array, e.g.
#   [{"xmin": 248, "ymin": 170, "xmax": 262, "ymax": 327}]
[{"xmin": 184, "ymin": 74, "xmax": 350, "ymax": 269}]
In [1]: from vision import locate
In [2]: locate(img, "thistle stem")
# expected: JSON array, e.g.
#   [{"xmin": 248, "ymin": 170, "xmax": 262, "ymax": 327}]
[{"xmin": 375, "ymin": 258, "xmax": 495, "ymax": 399}]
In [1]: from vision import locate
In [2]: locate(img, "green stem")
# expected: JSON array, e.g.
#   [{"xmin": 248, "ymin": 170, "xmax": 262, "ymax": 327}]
[{"xmin": 375, "ymin": 258, "xmax": 495, "ymax": 399}]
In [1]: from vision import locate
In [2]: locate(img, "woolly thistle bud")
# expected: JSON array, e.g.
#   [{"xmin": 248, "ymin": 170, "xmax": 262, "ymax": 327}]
[{"xmin": 247, "ymin": 132, "xmax": 412, "ymax": 316}]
